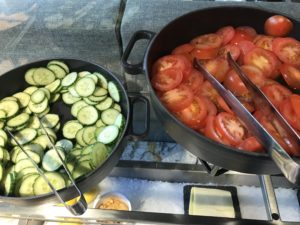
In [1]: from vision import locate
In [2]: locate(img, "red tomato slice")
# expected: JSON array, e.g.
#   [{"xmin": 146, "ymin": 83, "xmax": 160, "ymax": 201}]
[
  {"xmin": 216, "ymin": 26, "xmax": 235, "ymax": 45},
  {"xmin": 190, "ymin": 47, "xmax": 218, "ymax": 60},
  {"xmin": 172, "ymin": 43, "xmax": 194, "ymax": 55},
  {"xmin": 244, "ymin": 47, "xmax": 281, "ymax": 79},
  {"xmin": 261, "ymin": 83, "xmax": 292, "ymax": 108},
  {"xmin": 160, "ymin": 85, "xmax": 194, "ymax": 112},
  {"xmin": 253, "ymin": 35, "xmax": 274, "ymax": 51},
  {"xmin": 204, "ymin": 115, "xmax": 231, "ymax": 145},
  {"xmin": 237, "ymin": 136, "xmax": 264, "ymax": 152},
  {"xmin": 237, "ymin": 40, "xmax": 255, "ymax": 64},
  {"xmin": 279, "ymin": 98, "xmax": 300, "ymax": 131},
  {"xmin": 272, "ymin": 38, "xmax": 300, "ymax": 66},
  {"xmin": 182, "ymin": 68, "xmax": 204, "ymax": 93},
  {"xmin": 280, "ymin": 64, "xmax": 300, "ymax": 90},
  {"xmin": 235, "ymin": 26, "xmax": 257, "ymax": 40},
  {"xmin": 151, "ymin": 68, "xmax": 183, "ymax": 91},
  {"xmin": 264, "ymin": 15, "xmax": 293, "ymax": 37},
  {"xmin": 290, "ymin": 94, "xmax": 300, "ymax": 119},
  {"xmin": 152, "ymin": 54, "xmax": 192, "ymax": 79},
  {"xmin": 202, "ymin": 57, "xmax": 230, "ymax": 82},
  {"xmin": 191, "ymin": 33, "xmax": 223, "ymax": 50},
  {"xmin": 224, "ymin": 65, "xmax": 266, "ymax": 96},
  {"xmin": 215, "ymin": 112, "xmax": 247, "ymax": 146},
  {"xmin": 217, "ymin": 44, "xmax": 241, "ymax": 61},
  {"xmin": 176, "ymin": 96, "xmax": 208, "ymax": 129},
  {"xmin": 216, "ymin": 96, "xmax": 233, "ymax": 114}
]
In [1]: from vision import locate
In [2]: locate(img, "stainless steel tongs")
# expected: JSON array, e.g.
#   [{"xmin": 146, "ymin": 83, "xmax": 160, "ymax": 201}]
[
  {"xmin": 194, "ymin": 53, "xmax": 300, "ymax": 185},
  {"xmin": 5, "ymin": 115, "xmax": 87, "ymax": 215}
]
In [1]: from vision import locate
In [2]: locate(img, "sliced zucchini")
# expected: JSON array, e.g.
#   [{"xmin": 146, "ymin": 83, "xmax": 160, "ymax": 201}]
[
  {"xmin": 15, "ymin": 159, "xmax": 36, "ymax": 172},
  {"xmin": 75, "ymin": 128, "xmax": 86, "ymax": 147},
  {"xmin": 95, "ymin": 119, "xmax": 105, "ymax": 127},
  {"xmin": 0, "ymin": 163, "xmax": 2, "ymax": 182},
  {"xmin": 96, "ymin": 97, "xmax": 113, "ymax": 111},
  {"xmin": 78, "ymin": 71, "xmax": 91, "ymax": 78},
  {"xmin": 72, "ymin": 161, "xmax": 92, "ymax": 179},
  {"xmin": 24, "ymin": 68, "xmax": 37, "ymax": 85},
  {"xmin": 42, "ymin": 148, "xmax": 65, "ymax": 171},
  {"xmin": 15, "ymin": 150, "xmax": 41, "ymax": 164},
  {"xmin": 62, "ymin": 120, "xmax": 83, "ymax": 139},
  {"xmin": 0, "ymin": 100, "xmax": 19, "ymax": 118},
  {"xmin": 101, "ymin": 108, "xmax": 120, "ymax": 125},
  {"xmin": 23, "ymin": 86, "xmax": 38, "ymax": 95},
  {"xmin": 11, "ymin": 128, "xmax": 37, "ymax": 146},
  {"xmin": 31, "ymin": 89, "xmax": 46, "ymax": 104},
  {"xmin": 0, "ymin": 136, "xmax": 6, "ymax": 147},
  {"xmin": 28, "ymin": 98, "xmax": 49, "ymax": 114},
  {"xmin": 0, "ymin": 129, "xmax": 8, "ymax": 142},
  {"xmin": 13, "ymin": 92, "xmax": 30, "ymax": 108},
  {"xmin": 62, "ymin": 92, "xmax": 81, "ymax": 105},
  {"xmin": 0, "ymin": 109, "xmax": 6, "ymax": 120},
  {"xmin": 88, "ymin": 94, "xmax": 107, "ymax": 102},
  {"xmin": 61, "ymin": 72, "xmax": 78, "ymax": 87},
  {"xmin": 16, "ymin": 167, "xmax": 38, "ymax": 181},
  {"xmin": 75, "ymin": 77, "xmax": 95, "ymax": 97},
  {"xmin": 27, "ymin": 116, "xmax": 40, "ymax": 129},
  {"xmin": 3, "ymin": 172, "xmax": 17, "ymax": 196},
  {"xmin": 83, "ymin": 97, "xmax": 98, "ymax": 105},
  {"xmin": 93, "ymin": 87, "xmax": 108, "ymax": 97},
  {"xmin": 108, "ymin": 81, "xmax": 120, "ymax": 102},
  {"xmin": 7, "ymin": 113, "xmax": 30, "ymax": 128},
  {"xmin": 94, "ymin": 72, "xmax": 108, "ymax": 89},
  {"xmin": 18, "ymin": 173, "xmax": 39, "ymax": 197},
  {"xmin": 90, "ymin": 142, "xmax": 108, "ymax": 169},
  {"xmin": 114, "ymin": 113, "xmax": 125, "ymax": 129},
  {"xmin": 32, "ymin": 67, "xmax": 56, "ymax": 86},
  {"xmin": 71, "ymin": 100, "xmax": 88, "ymax": 117},
  {"xmin": 41, "ymin": 114, "xmax": 59, "ymax": 129},
  {"xmin": 113, "ymin": 103, "xmax": 121, "ymax": 112},
  {"xmin": 82, "ymin": 126, "xmax": 97, "ymax": 144},
  {"xmin": 45, "ymin": 79, "xmax": 61, "ymax": 93},
  {"xmin": 97, "ymin": 125, "xmax": 119, "ymax": 144},
  {"xmin": 77, "ymin": 106, "xmax": 98, "ymax": 125},
  {"xmin": 68, "ymin": 85, "xmax": 80, "ymax": 98},
  {"xmin": 47, "ymin": 60, "xmax": 69, "ymax": 74},
  {"xmin": 47, "ymin": 64, "xmax": 67, "ymax": 79},
  {"xmin": 32, "ymin": 134, "xmax": 54, "ymax": 150},
  {"xmin": 33, "ymin": 172, "xmax": 66, "ymax": 195},
  {"xmin": 55, "ymin": 139, "xmax": 73, "ymax": 153},
  {"xmin": 50, "ymin": 93, "xmax": 60, "ymax": 103}
]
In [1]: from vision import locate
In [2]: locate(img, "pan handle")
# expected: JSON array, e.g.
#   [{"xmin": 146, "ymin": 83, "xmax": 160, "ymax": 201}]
[
  {"xmin": 121, "ymin": 30, "xmax": 155, "ymax": 75},
  {"xmin": 127, "ymin": 95, "xmax": 150, "ymax": 140}
]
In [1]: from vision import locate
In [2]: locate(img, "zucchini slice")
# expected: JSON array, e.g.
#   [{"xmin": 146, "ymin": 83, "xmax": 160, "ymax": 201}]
[
  {"xmin": 33, "ymin": 172, "xmax": 66, "ymax": 195},
  {"xmin": 18, "ymin": 174, "xmax": 39, "ymax": 197},
  {"xmin": 32, "ymin": 67, "xmax": 56, "ymax": 86},
  {"xmin": 63, "ymin": 120, "xmax": 83, "ymax": 139},
  {"xmin": 42, "ymin": 148, "xmax": 65, "ymax": 171},
  {"xmin": 61, "ymin": 72, "xmax": 78, "ymax": 87},
  {"xmin": 24, "ymin": 68, "xmax": 37, "ymax": 85},
  {"xmin": 75, "ymin": 77, "xmax": 95, "ymax": 97},
  {"xmin": 108, "ymin": 81, "xmax": 120, "ymax": 102},
  {"xmin": 77, "ymin": 106, "xmax": 98, "ymax": 125},
  {"xmin": 47, "ymin": 64, "xmax": 67, "ymax": 79},
  {"xmin": 7, "ymin": 113, "xmax": 30, "ymax": 128},
  {"xmin": 47, "ymin": 60, "xmax": 69, "ymax": 74},
  {"xmin": 13, "ymin": 92, "xmax": 30, "ymax": 108},
  {"xmin": 0, "ymin": 100, "xmax": 19, "ymax": 118},
  {"xmin": 101, "ymin": 108, "xmax": 120, "ymax": 125},
  {"xmin": 97, "ymin": 125, "xmax": 119, "ymax": 144}
]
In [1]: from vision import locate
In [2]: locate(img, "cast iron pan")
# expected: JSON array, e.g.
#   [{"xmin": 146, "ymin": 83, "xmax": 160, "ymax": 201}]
[
  {"xmin": 122, "ymin": 6, "xmax": 300, "ymax": 175},
  {"xmin": 0, "ymin": 58, "xmax": 149, "ymax": 205}
]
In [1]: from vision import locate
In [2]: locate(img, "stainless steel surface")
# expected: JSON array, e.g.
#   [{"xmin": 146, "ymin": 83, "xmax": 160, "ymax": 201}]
[
  {"xmin": 259, "ymin": 175, "xmax": 280, "ymax": 221},
  {"xmin": 36, "ymin": 115, "xmax": 88, "ymax": 215},
  {"xmin": 194, "ymin": 59, "xmax": 300, "ymax": 185}
]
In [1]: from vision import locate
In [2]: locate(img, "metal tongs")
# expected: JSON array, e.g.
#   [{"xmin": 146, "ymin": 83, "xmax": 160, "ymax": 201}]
[
  {"xmin": 5, "ymin": 115, "xmax": 87, "ymax": 215},
  {"xmin": 194, "ymin": 53, "xmax": 300, "ymax": 185}
]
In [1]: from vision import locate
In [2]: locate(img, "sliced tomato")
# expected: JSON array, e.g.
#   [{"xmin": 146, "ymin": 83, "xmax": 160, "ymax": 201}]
[
  {"xmin": 151, "ymin": 68, "xmax": 183, "ymax": 91},
  {"xmin": 216, "ymin": 26, "xmax": 235, "ymax": 45},
  {"xmin": 290, "ymin": 94, "xmax": 300, "ymax": 119},
  {"xmin": 182, "ymin": 68, "xmax": 204, "ymax": 93},
  {"xmin": 253, "ymin": 35, "xmax": 274, "ymax": 51},
  {"xmin": 224, "ymin": 65, "xmax": 266, "ymax": 97},
  {"xmin": 237, "ymin": 136, "xmax": 264, "ymax": 152},
  {"xmin": 244, "ymin": 47, "xmax": 281, "ymax": 78},
  {"xmin": 272, "ymin": 38, "xmax": 300, "ymax": 66},
  {"xmin": 280, "ymin": 64, "xmax": 300, "ymax": 90},
  {"xmin": 190, "ymin": 47, "xmax": 218, "ymax": 60},
  {"xmin": 230, "ymin": 27, "xmax": 256, "ymax": 45},
  {"xmin": 262, "ymin": 83, "xmax": 292, "ymax": 108},
  {"xmin": 235, "ymin": 26, "xmax": 257, "ymax": 40},
  {"xmin": 204, "ymin": 115, "xmax": 231, "ymax": 145},
  {"xmin": 279, "ymin": 97, "xmax": 300, "ymax": 131},
  {"xmin": 264, "ymin": 15, "xmax": 293, "ymax": 37},
  {"xmin": 198, "ymin": 80, "xmax": 219, "ymax": 103},
  {"xmin": 191, "ymin": 33, "xmax": 223, "ymax": 50},
  {"xmin": 202, "ymin": 57, "xmax": 230, "ymax": 82},
  {"xmin": 160, "ymin": 85, "xmax": 194, "ymax": 112},
  {"xmin": 216, "ymin": 96, "xmax": 233, "ymax": 114},
  {"xmin": 152, "ymin": 54, "xmax": 192, "ymax": 79},
  {"xmin": 215, "ymin": 112, "xmax": 247, "ymax": 146},
  {"xmin": 176, "ymin": 96, "xmax": 208, "ymax": 129},
  {"xmin": 217, "ymin": 44, "xmax": 241, "ymax": 61},
  {"xmin": 237, "ymin": 40, "xmax": 255, "ymax": 64},
  {"xmin": 172, "ymin": 43, "xmax": 194, "ymax": 55}
]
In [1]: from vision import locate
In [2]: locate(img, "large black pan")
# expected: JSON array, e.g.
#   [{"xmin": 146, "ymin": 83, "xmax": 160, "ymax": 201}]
[
  {"xmin": 122, "ymin": 6, "xmax": 300, "ymax": 175},
  {"xmin": 0, "ymin": 59, "xmax": 149, "ymax": 205}
]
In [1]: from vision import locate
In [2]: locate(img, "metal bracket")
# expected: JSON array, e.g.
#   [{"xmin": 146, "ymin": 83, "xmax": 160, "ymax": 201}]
[{"xmin": 197, "ymin": 158, "xmax": 228, "ymax": 176}]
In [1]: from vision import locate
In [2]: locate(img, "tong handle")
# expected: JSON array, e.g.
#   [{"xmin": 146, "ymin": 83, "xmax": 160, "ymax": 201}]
[{"xmin": 36, "ymin": 115, "xmax": 87, "ymax": 215}]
